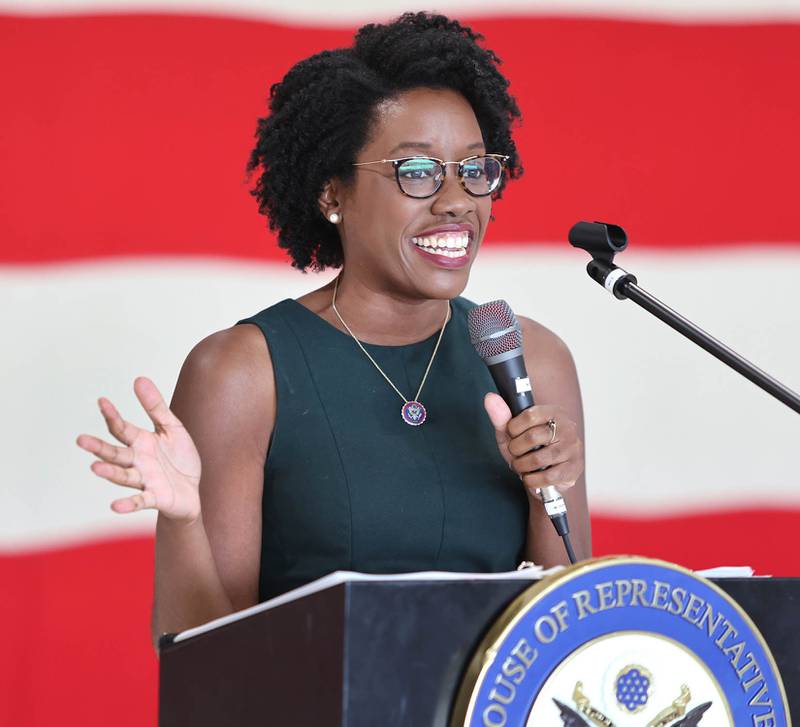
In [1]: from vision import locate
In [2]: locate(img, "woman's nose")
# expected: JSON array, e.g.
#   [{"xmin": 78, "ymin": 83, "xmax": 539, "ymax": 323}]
[{"xmin": 429, "ymin": 168, "xmax": 476, "ymax": 217}]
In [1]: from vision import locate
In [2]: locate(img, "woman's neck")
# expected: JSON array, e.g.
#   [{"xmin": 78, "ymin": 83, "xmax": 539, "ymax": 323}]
[{"xmin": 296, "ymin": 275, "xmax": 451, "ymax": 346}]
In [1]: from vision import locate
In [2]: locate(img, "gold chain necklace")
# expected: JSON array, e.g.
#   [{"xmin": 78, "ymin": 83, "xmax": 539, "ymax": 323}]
[{"xmin": 331, "ymin": 276, "xmax": 450, "ymax": 426}]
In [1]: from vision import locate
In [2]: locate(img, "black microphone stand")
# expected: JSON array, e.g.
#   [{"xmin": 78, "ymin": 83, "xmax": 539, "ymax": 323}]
[{"xmin": 568, "ymin": 221, "xmax": 800, "ymax": 415}]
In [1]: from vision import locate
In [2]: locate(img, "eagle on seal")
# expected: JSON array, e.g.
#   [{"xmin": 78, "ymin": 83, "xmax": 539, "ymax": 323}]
[{"xmin": 552, "ymin": 699, "xmax": 712, "ymax": 726}]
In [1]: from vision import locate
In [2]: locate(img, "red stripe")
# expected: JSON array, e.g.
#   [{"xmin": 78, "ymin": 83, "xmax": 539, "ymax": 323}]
[
  {"xmin": 1, "ymin": 14, "xmax": 799, "ymax": 264},
  {"xmin": 1, "ymin": 512, "xmax": 796, "ymax": 726},
  {"xmin": 592, "ymin": 508, "xmax": 800, "ymax": 574},
  {"xmin": 0, "ymin": 537, "xmax": 157, "ymax": 727}
]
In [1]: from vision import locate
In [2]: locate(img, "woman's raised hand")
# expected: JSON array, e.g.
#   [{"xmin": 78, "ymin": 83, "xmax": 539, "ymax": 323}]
[{"xmin": 77, "ymin": 376, "xmax": 202, "ymax": 523}]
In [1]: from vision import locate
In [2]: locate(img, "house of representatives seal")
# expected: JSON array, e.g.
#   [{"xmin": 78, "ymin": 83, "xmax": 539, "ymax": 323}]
[{"xmin": 450, "ymin": 556, "xmax": 790, "ymax": 726}]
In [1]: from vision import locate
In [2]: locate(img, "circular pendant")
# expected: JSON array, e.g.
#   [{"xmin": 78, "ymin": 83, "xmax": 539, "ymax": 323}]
[{"xmin": 401, "ymin": 400, "xmax": 427, "ymax": 426}]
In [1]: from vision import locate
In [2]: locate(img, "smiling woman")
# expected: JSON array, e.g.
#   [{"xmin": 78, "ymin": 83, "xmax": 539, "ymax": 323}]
[
  {"xmin": 321, "ymin": 87, "xmax": 496, "ymax": 298},
  {"xmin": 76, "ymin": 11, "xmax": 590, "ymax": 645}
]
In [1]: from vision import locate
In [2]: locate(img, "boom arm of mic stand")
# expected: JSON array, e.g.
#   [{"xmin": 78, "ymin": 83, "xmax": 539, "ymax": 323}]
[{"xmin": 588, "ymin": 257, "xmax": 800, "ymax": 415}]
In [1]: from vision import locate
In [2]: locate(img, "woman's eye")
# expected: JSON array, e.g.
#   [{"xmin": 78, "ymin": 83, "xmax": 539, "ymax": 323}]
[
  {"xmin": 463, "ymin": 165, "xmax": 485, "ymax": 179},
  {"xmin": 399, "ymin": 162, "xmax": 438, "ymax": 179}
]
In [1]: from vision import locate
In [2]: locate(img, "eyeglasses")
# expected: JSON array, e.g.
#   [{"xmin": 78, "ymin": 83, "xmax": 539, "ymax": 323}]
[{"xmin": 352, "ymin": 154, "xmax": 509, "ymax": 199}]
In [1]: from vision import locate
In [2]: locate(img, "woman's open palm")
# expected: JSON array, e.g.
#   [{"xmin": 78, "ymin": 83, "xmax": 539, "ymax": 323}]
[{"xmin": 77, "ymin": 376, "xmax": 202, "ymax": 523}]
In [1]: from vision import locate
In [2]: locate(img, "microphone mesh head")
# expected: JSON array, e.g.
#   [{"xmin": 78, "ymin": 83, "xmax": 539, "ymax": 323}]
[{"xmin": 467, "ymin": 300, "xmax": 523, "ymax": 360}]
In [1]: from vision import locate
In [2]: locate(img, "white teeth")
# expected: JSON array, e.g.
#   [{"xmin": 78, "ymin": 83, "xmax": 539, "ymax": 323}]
[
  {"xmin": 418, "ymin": 247, "xmax": 466, "ymax": 258},
  {"xmin": 411, "ymin": 232, "xmax": 470, "ymax": 253}
]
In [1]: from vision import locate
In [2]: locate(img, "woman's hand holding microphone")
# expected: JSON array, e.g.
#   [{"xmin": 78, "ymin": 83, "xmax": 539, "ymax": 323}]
[{"xmin": 484, "ymin": 393, "xmax": 585, "ymax": 495}]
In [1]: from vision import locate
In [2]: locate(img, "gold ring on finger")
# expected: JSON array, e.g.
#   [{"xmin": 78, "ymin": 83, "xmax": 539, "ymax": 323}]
[{"xmin": 547, "ymin": 418, "xmax": 557, "ymax": 446}]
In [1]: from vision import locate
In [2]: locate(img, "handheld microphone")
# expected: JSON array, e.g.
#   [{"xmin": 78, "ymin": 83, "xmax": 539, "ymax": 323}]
[{"xmin": 467, "ymin": 300, "xmax": 577, "ymax": 564}]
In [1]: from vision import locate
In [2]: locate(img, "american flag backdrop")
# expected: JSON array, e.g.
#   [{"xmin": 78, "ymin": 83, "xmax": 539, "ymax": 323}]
[{"xmin": 1, "ymin": 1, "xmax": 799, "ymax": 724}]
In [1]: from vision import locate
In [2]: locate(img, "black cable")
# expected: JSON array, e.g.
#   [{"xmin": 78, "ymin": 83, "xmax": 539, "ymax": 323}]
[
  {"xmin": 548, "ymin": 511, "xmax": 578, "ymax": 564},
  {"xmin": 561, "ymin": 532, "xmax": 578, "ymax": 564}
]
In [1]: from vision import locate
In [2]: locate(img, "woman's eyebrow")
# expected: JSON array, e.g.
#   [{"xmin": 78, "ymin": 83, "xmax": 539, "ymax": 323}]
[
  {"xmin": 387, "ymin": 140, "xmax": 486, "ymax": 155},
  {"xmin": 387, "ymin": 142, "xmax": 433, "ymax": 155}
]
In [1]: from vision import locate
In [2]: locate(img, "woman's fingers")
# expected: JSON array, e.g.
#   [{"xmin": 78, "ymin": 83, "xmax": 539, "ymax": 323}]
[
  {"xmin": 506, "ymin": 404, "xmax": 561, "ymax": 439},
  {"xmin": 90, "ymin": 460, "xmax": 144, "ymax": 489},
  {"xmin": 98, "ymin": 397, "xmax": 140, "ymax": 446},
  {"xmin": 508, "ymin": 422, "xmax": 561, "ymax": 457},
  {"xmin": 520, "ymin": 461, "xmax": 579, "ymax": 492},
  {"xmin": 134, "ymin": 376, "xmax": 182, "ymax": 431},
  {"xmin": 78, "ymin": 377, "xmax": 201, "ymax": 519},
  {"xmin": 76, "ymin": 434, "xmax": 134, "ymax": 467},
  {"xmin": 110, "ymin": 489, "xmax": 158, "ymax": 513},
  {"xmin": 512, "ymin": 441, "xmax": 572, "ymax": 474}
]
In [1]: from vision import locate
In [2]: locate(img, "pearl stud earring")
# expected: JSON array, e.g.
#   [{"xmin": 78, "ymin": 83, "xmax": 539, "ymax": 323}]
[{"xmin": 328, "ymin": 212, "xmax": 341, "ymax": 224}]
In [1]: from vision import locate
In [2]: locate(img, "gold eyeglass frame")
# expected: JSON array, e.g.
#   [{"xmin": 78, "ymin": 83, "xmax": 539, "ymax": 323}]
[{"xmin": 352, "ymin": 154, "xmax": 509, "ymax": 199}]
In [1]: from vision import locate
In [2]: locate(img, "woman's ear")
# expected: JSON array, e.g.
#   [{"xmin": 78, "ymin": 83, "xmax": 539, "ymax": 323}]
[{"xmin": 318, "ymin": 180, "xmax": 342, "ymax": 224}]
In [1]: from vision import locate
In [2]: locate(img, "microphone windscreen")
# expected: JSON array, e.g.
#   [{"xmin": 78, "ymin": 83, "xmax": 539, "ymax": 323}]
[{"xmin": 467, "ymin": 300, "xmax": 523, "ymax": 361}]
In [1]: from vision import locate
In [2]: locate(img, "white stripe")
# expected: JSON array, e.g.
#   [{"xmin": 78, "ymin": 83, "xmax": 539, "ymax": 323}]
[
  {"xmin": 1, "ymin": 259, "xmax": 333, "ymax": 550},
  {"xmin": 2, "ymin": 0, "xmax": 800, "ymax": 23},
  {"xmin": 2, "ymin": 247, "xmax": 799, "ymax": 549}
]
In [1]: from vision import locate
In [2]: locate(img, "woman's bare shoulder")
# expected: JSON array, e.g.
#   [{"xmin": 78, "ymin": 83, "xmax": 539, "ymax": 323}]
[
  {"xmin": 172, "ymin": 323, "xmax": 275, "ymax": 451},
  {"xmin": 515, "ymin": 315, "xmax": 580, "ymax": 407},
  {"xmin": 516, "ymin": 315, "xmax": 574, "ymax": 363},
  {"xmin": 183, "ymin": 323, "xmax": 272, "ymax": 379}
]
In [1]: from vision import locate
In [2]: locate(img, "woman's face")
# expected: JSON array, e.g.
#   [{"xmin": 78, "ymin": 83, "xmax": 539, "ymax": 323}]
[{"xmin": 334, "ymin": 87, "xmax": 494, "ymax": 302}]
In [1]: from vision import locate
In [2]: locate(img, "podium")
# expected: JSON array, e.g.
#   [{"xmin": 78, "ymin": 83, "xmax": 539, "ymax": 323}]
[{"xmin": 159, "ymin": 576, "xmax": 799, "ymax": 725}]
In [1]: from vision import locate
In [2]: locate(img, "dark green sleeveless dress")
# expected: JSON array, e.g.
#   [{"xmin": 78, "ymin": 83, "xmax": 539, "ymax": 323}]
[{"xmin": 237, "ymin": 297, "xmax": 528, "ymax": 600}]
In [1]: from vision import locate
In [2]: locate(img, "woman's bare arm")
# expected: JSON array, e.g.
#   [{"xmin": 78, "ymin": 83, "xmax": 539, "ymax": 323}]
[
  {"xmin": 152, "ymin": 323, "xmax": 274, "ymax": 644},
  {"xmin": 519, "ymin": 317, "xmax": 590, "ymax": 566}
]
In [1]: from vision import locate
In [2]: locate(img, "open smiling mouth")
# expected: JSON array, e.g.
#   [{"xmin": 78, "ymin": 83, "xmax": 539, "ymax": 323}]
[{"xmin": 410, "ymin": 232, "xmax": 471, "ymax": 260}]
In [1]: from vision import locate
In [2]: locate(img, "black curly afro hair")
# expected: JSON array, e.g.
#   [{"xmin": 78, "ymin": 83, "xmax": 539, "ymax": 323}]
[{"xmin": 246, "ymin": 12, "xmax": 523, "ymax": 271}]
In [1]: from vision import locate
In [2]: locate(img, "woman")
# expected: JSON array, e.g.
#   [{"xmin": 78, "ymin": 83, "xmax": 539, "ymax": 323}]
[{"xmin": 76, "ymin": 12, "xmax": 589, "ymax": 645}]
